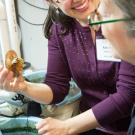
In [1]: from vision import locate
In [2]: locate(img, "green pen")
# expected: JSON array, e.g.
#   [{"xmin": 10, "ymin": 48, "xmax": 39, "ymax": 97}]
[{"xmin": 88, "ymin": 15, "xmax": 135, "ymax": 26}]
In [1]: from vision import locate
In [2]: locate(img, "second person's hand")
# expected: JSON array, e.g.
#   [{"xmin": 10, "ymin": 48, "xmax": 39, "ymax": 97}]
[{"xmin": 36, "ymin": 117, "xmax": 72, "ymax": 135}]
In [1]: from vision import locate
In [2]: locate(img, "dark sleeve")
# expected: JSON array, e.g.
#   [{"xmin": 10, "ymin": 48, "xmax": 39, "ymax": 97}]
[
  {"xmin": 44, "ymin": 24, "xmax": 71, "ymax": 104},
  {"xmin": 92, "ymin": 61, "xmax": 135, "ymax": 126}
]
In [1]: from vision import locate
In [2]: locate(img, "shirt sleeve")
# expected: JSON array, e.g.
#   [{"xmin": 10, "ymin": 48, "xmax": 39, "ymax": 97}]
[
  {"xmin": 92, "ymin": 61, "xmax": 135, "ymax": 127},
  {"xmin": 44, "ymin": 24, "xmax": 71, "ymax": 104}
]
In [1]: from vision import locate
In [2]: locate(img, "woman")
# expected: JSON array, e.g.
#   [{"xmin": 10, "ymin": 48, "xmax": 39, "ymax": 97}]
[
  {"xmin": 95, "ymin": 0, "xmax": 135, "ymax": 65},
  {"xmin": 0, "ymin": 0, "xmax": 135, "ymax": 134},
  {"xmin": 94, "ymin": 0, "xmax": 135, "ymax": 135}
]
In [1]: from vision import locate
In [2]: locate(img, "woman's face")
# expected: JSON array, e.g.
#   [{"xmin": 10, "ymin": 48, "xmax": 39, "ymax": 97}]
[
  {"xmin": 98, "ymin": 0, "xmax": 135, "ymax": 64},
  {"xmin": 54, "ymin": 0, "xmax": 100, "ymax": 24}
]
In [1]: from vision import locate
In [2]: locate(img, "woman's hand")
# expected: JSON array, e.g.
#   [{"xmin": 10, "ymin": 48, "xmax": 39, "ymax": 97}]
[
  {"xmin": 0, "ymin": 65, "xmax": 26, "ymax": 92},
  {"xmin": 36, "ymin": 110, "xmax": 100, "ymax": 135},
  {"xmin": 36, "ymin": 117, "xmax": 72, "ymax": 135}
]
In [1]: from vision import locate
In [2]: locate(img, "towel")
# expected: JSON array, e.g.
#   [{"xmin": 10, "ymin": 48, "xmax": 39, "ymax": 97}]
[{"xmin": 128, "ymin": 104, "xmax": 135, "ymax": 135}]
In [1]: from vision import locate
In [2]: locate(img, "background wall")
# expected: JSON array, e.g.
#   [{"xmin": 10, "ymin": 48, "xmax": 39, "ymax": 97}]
[{"xmin": 16, "ymin": 0, "xmax": 49, "ymax": 70}]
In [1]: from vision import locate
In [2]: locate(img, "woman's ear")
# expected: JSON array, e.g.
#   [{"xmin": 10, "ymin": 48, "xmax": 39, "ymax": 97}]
[{"xmin": 56, "ymin": 0, "xmax": 60, "ymax": 3}]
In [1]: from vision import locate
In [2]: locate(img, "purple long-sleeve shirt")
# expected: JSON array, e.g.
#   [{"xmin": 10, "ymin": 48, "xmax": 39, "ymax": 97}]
[{"xmin": 45, "ymin": 20, "xmax": 135, "ymax": 132}]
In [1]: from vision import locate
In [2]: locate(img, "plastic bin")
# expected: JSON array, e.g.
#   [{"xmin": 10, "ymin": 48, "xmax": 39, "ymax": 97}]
[
  {"xmin": 0, "ymin": 116, "xmax": 42, "ymax": 135},
  {"xmin": 24, "ymin": 70, "xmax": 82, "ymax": 120}
]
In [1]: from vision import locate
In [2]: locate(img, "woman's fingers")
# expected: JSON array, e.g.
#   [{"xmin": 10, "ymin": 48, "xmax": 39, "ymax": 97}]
[
  {"xmin": 0, "ymin": 65, "xmax": 3, "ymax": 72},
  {"xmin": 0, "ymin": 68, "xmax": 9, "ymax": 88},
  {"xmin": 36, "ymin": 119, "xmax": 48, "ymax": 134},
  {"xmin": 3, "ymin": 71, "xmax": 14, "ymax": 90},
  {"xmin": 0, "ymin": 65, "xmax": 24, "ymax": 91}
]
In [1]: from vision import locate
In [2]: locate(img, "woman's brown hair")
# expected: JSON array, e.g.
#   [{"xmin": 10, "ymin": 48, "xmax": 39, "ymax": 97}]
[{"xmin": 43, "ymin": 4, "xmax": 74, "ymax": 39}]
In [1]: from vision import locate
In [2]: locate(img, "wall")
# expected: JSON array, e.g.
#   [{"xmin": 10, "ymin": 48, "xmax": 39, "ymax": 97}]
[{"xmin": 16, "ymin": 0, "xmax": 49, "ymax": 70}]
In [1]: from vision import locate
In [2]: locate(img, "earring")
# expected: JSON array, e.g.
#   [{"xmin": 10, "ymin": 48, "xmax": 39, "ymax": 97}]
[{"xmin": 56, "ymin": 8, "xmax": 59, "ymax": 14}]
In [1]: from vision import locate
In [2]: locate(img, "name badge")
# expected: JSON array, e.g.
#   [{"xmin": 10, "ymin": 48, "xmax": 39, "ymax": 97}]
[{"xmin": 96, "ymin": 39, "xmax": 121, "ymax": 62}]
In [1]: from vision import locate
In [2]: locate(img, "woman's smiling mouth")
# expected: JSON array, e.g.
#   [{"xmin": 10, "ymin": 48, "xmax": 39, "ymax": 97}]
[{"xmin": 73, "ymin": 0, "xmax": 89, "ymax": 12}]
